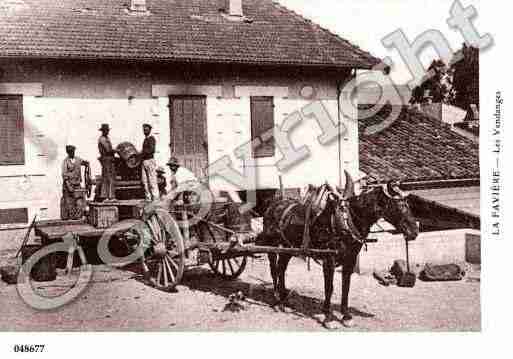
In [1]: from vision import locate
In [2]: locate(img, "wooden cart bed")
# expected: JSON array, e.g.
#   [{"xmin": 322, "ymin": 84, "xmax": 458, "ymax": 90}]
[{"xmin": 35, "ymin": 219, "xmax": 136, "ymax": 242}]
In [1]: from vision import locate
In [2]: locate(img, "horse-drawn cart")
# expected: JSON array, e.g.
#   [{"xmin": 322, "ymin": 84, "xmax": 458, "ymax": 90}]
[
  {"xmin": 28, "ymin": 138, "xmax": 348, "ymax": 293},
  {"xmin": 32, "ymin": 199, "xmax": 254, "ymax": 290},
  {"xmin": 32, "ymin": 195, "xmax": 345, "ymax": 292},
  {"xmin": 28, "ymin": 165, "xmax": 418, "ymax": 328}
]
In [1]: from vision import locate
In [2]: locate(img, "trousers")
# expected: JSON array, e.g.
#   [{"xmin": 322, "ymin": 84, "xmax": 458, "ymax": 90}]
[
  {"xmin": 61, "ymin": 183, "xmax": 85, "ymax": 220},
  {"xmin": 99, "ymin": 156, "xmax": 116, "ymax": 200},
  {"xmin": 142, "ymin": 159, "xmax": 159, "ymax": 201}
]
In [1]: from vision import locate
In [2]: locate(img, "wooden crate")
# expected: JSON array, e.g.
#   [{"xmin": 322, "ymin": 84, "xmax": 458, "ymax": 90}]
[{"xmin": 89, "ymin": 204, "xmax": 119, "ymax": 229}]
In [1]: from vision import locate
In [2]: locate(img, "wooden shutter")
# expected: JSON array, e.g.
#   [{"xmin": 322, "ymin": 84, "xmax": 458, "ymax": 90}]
[
  {"xmin": 169, "ymin": 96, "xmax": 208, "ymax": 179},
  {"xmin": 250, "ymin": 96, "xmax": 275, "ymax": 158},
  {"xmin": 0, "ymin": 208, "xmax": 29, "ymax": 225},
  {"xmin": 0, "ymin": 95, "xmax": 25, "ymax": 165}
]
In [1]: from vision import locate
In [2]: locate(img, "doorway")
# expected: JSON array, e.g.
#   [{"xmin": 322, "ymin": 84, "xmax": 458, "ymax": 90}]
[{"xmin": 169, "ymin": 96, "xmax": 208, "ymax": 180}]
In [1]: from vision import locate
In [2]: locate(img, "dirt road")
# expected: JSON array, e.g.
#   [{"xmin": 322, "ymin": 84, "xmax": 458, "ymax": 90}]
[{"xmin": 0, "ymin": 248, "xmax": 480, "ymax": 332}]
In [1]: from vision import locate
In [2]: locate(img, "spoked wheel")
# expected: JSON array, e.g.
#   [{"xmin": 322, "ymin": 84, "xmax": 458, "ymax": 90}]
[
  {"xmin": 142, "ymin": 213, "xmax": 185, "ymax": 291},
  {"xmin": 198, "ymin": 221, "xmax": 248, "ymax": 280},
  {"xmin": 209, "ymin": 255, "xmax": 247, "ymax": 280}
]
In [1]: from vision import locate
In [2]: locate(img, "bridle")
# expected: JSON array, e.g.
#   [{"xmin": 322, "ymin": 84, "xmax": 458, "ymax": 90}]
[
  {"xmin": 380, "ymin": 182, "xmax": 414, "ymax": 235},
  {"xmin": 322, "ymin": 185, "xmax": 365, "ymax": 246}
]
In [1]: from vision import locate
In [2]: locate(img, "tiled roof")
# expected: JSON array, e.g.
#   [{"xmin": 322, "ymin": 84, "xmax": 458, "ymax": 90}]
[
  {"xmin": 411, "ymin": 187, "xmax": 480, "ymax": 217},
  {"xmin": 0, "ymin": 0, "xmax": 380, "ymax": 69},
  {"xmin": 409, "ymin": 193, "xmax": 480, "ymax": 230},
  {"xmin": 359, "ymin": 106, "xmax": 480, "ymax": 183}
]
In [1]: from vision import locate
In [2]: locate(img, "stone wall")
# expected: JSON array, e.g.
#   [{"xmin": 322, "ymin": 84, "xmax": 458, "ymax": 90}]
[
  {"xmin": 0, "ymin": 59, "xmax": 358, "ymax": 232},
  {"xmin": 358, "ymin": 229, "xmax": 481, "ymax": 274}
]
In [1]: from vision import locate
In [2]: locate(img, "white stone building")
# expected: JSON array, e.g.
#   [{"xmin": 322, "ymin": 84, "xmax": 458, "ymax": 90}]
[{"xmin": 0, "ymin": 0, "xmax": 381, "ymax": 235}]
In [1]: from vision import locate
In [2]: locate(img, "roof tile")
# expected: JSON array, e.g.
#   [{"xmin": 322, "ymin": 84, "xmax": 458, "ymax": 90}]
[
  {"xmin": 359, "ymin": 106, "xmax": 479, "ymax": 183},
  {"xmin": 0, "ymin": 0, "xmax": 380, "ymax": 68}
]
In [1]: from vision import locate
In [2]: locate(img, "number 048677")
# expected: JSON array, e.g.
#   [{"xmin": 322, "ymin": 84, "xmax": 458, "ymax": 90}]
[{"xmin": 13, "ymin": 345, "xmax": 45, "ymax": 353}]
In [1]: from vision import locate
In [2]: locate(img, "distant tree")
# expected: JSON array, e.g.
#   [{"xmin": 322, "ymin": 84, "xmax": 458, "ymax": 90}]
[
  {"xmin": 452, "ymin": 44, "xmax": 479, "ymax": 110},
  {"xmin": 410, "ymin": 59, "xmax": 456, "ymax": 105}
]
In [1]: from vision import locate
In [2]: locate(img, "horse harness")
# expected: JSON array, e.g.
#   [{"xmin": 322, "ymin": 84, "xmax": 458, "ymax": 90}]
[{"xmin": 271, "ymin": 187, "xmax": 366, "ymax": 255}]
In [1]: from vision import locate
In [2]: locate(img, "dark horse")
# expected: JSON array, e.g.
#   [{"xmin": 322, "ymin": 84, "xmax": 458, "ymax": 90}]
[{"xmin": 257, "ymin": 174, "xmax": 419, "ymax": 328}]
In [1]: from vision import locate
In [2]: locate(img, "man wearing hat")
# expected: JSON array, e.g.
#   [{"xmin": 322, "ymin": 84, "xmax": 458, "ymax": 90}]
[
  {"xmin": 167, "ymin": 157, "xmax": 198, "ymax": 204},
  {"xmin": 141, "ymin": 124, "xmax": 159, "ymax": 202},
  {"xmin": 166, "ymin": 157, "xmax": 242, "ymax": 204},
  {"xmin": 167, "ymin": 156, "xmax": 216, "ymax": 205},
  {"xmin": 166, "ymin": 156, "xmax": 199, "ymax": 204},
  {"xmin": 98, "ymin": 124, "xmax": 117, "ymax": 202},
  {"xmin": 61, "ymin": 145, "xmax": 89, "ymax": 219},
  {"xmin": 167, "ymin": 157, "xmax": 197, "ymax": 190}
]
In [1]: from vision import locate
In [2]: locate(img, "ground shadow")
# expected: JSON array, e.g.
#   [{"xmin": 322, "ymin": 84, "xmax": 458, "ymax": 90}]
[
  {"xmin": 179, "ymin": 266, "xmax": 375, "ymax": 327},
  {"xmin": 121, "ymin": 258, "xmax": 375, "ymax": 328}
]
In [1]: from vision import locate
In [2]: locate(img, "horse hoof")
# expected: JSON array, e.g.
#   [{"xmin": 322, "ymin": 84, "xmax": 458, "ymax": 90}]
[
  {"xmin": 322, "ymin": 313, "xmax": 342, "ymax": 330},
  {"xmin": 320, "ymin": 312, "xmax": 341, "ymax": 330},
  {"xmin": 342, "ymin": 318, "xmax": 355, "ymax": 328},
  {"xmin": 324, "ymin": 321, "xmax": 343, "ymax": 330}
]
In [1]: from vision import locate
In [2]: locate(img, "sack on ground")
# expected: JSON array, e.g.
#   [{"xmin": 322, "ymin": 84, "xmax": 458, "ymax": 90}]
[
  {"xmin": 420, "ymin": 263, "xmax": 465, "ymax": 282},
  {"xmin": 390, "ymin": 259, "xmax": 408, "ymax": 280},
  {"xmin": 373, "ymin": 270, "xmax": 397, "ymax": 286}
]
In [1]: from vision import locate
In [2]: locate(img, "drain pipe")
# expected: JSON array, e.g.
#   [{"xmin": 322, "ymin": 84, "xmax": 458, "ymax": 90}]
[
  {"xmin": 337, "ymin": 81, "xmax": 343, "ymax": 189},
  {"xmin": 337, "ymin": 69, "xmax": 357, "ymax": 189}
]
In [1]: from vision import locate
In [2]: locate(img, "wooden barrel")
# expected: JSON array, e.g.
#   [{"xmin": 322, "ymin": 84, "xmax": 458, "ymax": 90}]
[{"xmin": 116, "ymin": 142, "xmax": 141, "ymax": 169}]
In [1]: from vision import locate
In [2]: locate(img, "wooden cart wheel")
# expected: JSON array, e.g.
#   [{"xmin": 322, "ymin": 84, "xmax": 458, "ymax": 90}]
[
  {"xmin": 198, "ymin": 221, "xmax": 248, "ymax": 280},
  {"xmin": 209, "ymin": 255, "xmax": 247, "ymax": 280},
  {"xmin": 142, "ymin": 213, "xmax": 185, "ymax": 291}
]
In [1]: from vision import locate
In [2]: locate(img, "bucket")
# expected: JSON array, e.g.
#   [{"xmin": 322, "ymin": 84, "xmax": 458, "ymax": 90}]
[
  {"xmin": 116, "ymin": 142, "xmax": 141, "ymax": 169},
  {"xmin": 21, "ymin": 244, "xmax": 57, "ymax": 282},
  {"xmin": 0, "ymin": 265, "xmax": 19, "ymax": 285}
]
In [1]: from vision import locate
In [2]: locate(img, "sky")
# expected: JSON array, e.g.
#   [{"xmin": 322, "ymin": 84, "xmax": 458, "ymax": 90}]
[{"xmin": 278, "ymin": 0, "xmax": 482, "ymax": 84}]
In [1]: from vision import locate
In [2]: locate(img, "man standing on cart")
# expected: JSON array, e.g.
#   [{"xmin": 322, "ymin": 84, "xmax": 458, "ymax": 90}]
[
  {"xmin": 61, "ymin": 145, "xmax": 89, "ymax": 219},
  {"xmin": 141, "ymin": 124, "xmax": 159, "ymax": 202},
  {"xmin": 98, "ymin": 124, "xmax": 117, "ymax": 202}
]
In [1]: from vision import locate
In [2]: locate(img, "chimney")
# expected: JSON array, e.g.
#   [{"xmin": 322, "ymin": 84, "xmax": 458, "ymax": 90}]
[
  {"xmin": 229, "ymin": 0, "xmax": 243, "ymax": 17},
  {"xmin": 130, "ymin": 0, "xmax": 147, "ymax": 12}
]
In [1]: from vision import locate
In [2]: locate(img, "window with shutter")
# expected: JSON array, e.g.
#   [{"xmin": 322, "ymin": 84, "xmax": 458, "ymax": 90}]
[
  {"xmin": 0, "ymin": 95, "xmax": 25, "ymax": 165},
  {"xmin": 0, "ymin": 208, "xmax": 28, "ymax": 225},
  {"xmin": 250, "ymin": 96, "xmax": 275, "ymax": 158}
]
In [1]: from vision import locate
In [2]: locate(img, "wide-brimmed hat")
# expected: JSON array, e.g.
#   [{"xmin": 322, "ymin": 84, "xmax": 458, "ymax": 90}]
[
  {"xmin": 166, "ymin": 157, "xmax": 180, "ymax": 167},
  {"xmin": 99, "ymin": 124, "xmax": 110, "ymax": 131}
]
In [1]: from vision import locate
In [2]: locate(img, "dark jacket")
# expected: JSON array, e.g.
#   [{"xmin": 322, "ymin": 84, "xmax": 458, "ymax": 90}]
[
  {"xmin": 98, "ymin": 135, "xmax": 115, "ymax": 158},
  {"xmin": 141, "ymin": 136, "xmax": 156, "ymax": 160}
]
